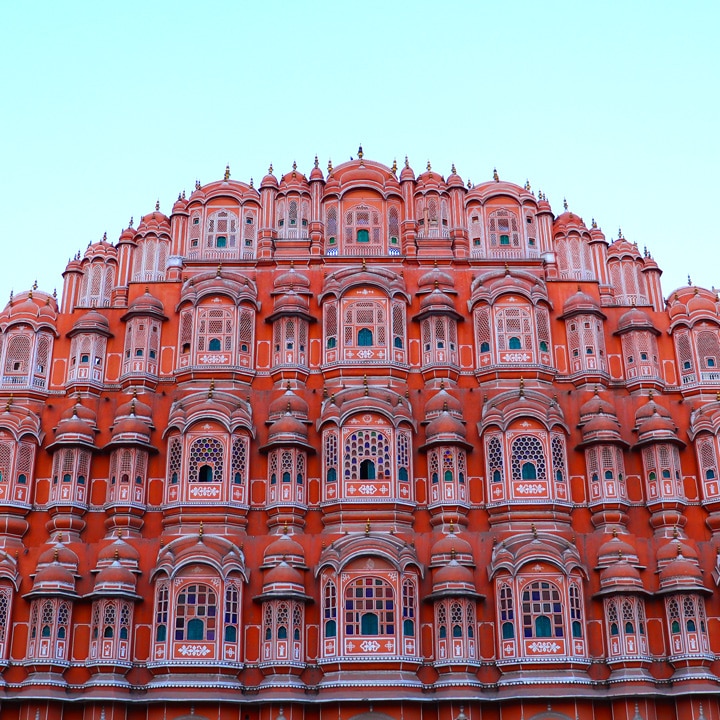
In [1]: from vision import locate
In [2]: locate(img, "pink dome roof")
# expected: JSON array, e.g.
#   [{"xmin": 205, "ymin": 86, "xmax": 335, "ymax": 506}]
[
  {"xmin": 561, "ymin": 290, "xmax": 602, "ymax": 317},
  {"xmin": 553, "ymin": 211, "xmax": 587, "ymax": 232},
  {"xmin": 37, "ymin": 543, "xmax": 78, "ymax": 568},
  {"xmin": 579, "ymin": 391, "xmax": 616, "ymax": 419},
  {"xmin": 617, "ymin": 307, "xmax": 656, "ymax": 333},
  {"xmin": 97, "ymin": 537, "xmax": 140, "ymax": 565},
  {"xmin": 264, "ymin": 561, "xmax": 304, "ymax": 588},
  {"xmin": 424, "ymin": 386, "xmax": 462, "ymax": 418},
  {"xmin": 267, "ymin": 412, "xmax": 308, "ymax": 442},
  {"xmin": 70, "ymin": 309, "xmax": 111, "ymax": 334},
  {"xmin": 94, "ymin": 561, "xmax": 137, "ymax": 591},
  {"xmin": 417, "ymin": 266, "xmax": 455, "ymax": 290},
  {"xmin": 431, "ymin": 531, "xmax": 473, "ymax": 561},
  {"xmin": 264, "ymin": 531, "xmax": 305, "ymax": 564},
  {"xmin": 599, "ymin": 559, "xmax": 643, "ymax": 589},
  {"xmin": 268, "ymin": 388, "xmax": 309, "ymax": 421},
  {"xmin": 433, "ymin": 559, "xmax": 474, "ymax": 588},
  {"xmin": 425, "ymin": 411, "xmax": 466, "ymax": 441},
  {"xmin": 32, "ymin": 562, "xmax": 76, "ymax": 592},
  {"xmin": 419, "ymin": 287, "xmax": 457, "ymax": 314},
  {"xmin": 125, "ymin": 289, "xmax": 165, "ymax": 317},
  {"xmin": 274, "ymin": 265, "xmax": 311, "ymax": 290}
]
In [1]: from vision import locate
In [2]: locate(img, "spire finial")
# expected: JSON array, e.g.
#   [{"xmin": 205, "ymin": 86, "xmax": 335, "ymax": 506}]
[
  {"xmin": 268, "ymin": 163, "xmax": 273, "ymax": 174},
  {"xmin": 199, "ymin": 521, "xmax": 204, "ymax": 539},
  {"xmin": 224, "ymin": 164, "xmax": 230, "ymax": 181},
  {"xmin": 365, "ymin": 518, "xmax": 370, "ymax": 536},
  {"xmin": 357, "ymin": 144, "xmax": 363, "ymax": 160},
  {"xmin": 155, "ymin": 199, "xmax": 160, "ymax": 211},
  {"xmin": 451, "ymin": 163, "xmax": 457, "ymax": 174},
  {"xmin": 216, "ymin": 263, "xmax": 222, "ymax": 278},
  {"xmin": 195, "ymin": 179, "xmax": 201, "ymax": 190},
  {"xmin": 404, "ymin": 155, "xmax": 409, "ymax": 169},
  {"xmin": 362, "ymin": 256, "xmax": 366, "ymax": 271},
  {"xmin": 531, "ymin": 523, "xmax": 538, "ymax": 539},
  {"xmin": 688, "ymin": 274, "xmax": 693, "ymax": 286},
  {"xmin": 563, "ymin": 197, "xmax": 568, "ymax": 211},
  {"xmin": 493, "ymin": 167, "xmax": 499, "ymax": 182},
  {"xmin": 391, "ymin": 158, "xmax": 398, "ymax": 174},
  {"xmin": 208, "ymin": 378, "xmax": 215, "ymax": 399},
  {"xmin": 504, "ymin": 262, "xmax": 510, "ymax": 275},
  {"xmin": 427, "ymin": 160, "xmax": 432, "ymax": 172},
  {"xmin": 467, "ymin": 178, "xmax": 472, "ymax": 189},
  {"xmin": 314, "ymin": 154, "xmax": 319, "ymax": 169},
  {"xmin": 591, "ymin": 218, "xmax": 597, "ymax": 228},
  {"xmin": 618, "ymin": 227, "xmax": 623, "ymax": 239},
  {"xmin": 327, "ymin": 158, "xmax": 333, "ymax": 173},
  {"xmin": 249, "ymin": 177, "xmax": 254, "ymax": 188},
  {"xmin": 292, "ymin": 159, "xmax": 297, "ymax": 172},
  {"xmin": 519, "ymin": 377, "xmax": 525, "ymax": 397}
]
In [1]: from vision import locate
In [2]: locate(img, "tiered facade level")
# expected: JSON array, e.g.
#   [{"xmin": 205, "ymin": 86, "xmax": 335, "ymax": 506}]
[{"xmin": 0, "ymin": 153, "xmax": 719, "ymax": 720}]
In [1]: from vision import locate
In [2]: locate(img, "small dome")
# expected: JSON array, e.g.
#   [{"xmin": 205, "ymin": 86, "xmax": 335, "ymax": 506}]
[
  {"xmin": 582, "ymin": 412, "xmax": 622, "ymax": 441},
  {"xmin": 268, "ymin": 388, "xmax": 309, "ymax": 421},
  {"xmin": 111, "ymin": 413, "xmax": 152, "ymax": 441},
  {"xmin": 599, "ymin": 559, "xmax": 643, "ymax": 590},
  {"xmin": 94, "ymin": 561, "xmax": 137, "ymax": 591},
  {"xmin": 637, "ymin": 410, "xmax": 677, "ymax": 438},
  {"xmin": 635, "ymin": 396, "xmax": 672, "ymax": 423},
  {"xmin": 126, "ymin": 289, "xmax": 165, "ymax": 317},
  {"xmin": 424, "ymin": 385, "xmax": 462, "ymax": 419},
  {"xmin": 425, "ymin": 410, "xmax": 466, "ymax": 441},
  {"xmin": 607, "ymin": 238, "xmax": 642, "ymax": 261},
  {"xmin": 274, "ymin": 265, "xmax": 311, "ymax": 291},
  {"xmin": 417, "ymin": 266, "xmax": 455, "ymax": 290},
  {"xmin": 447, "ymin": 165, "xmax": 464, "ymax": 188},
  {"xmin": 657, "ymin": 538, "xmax": 697, "ymax": 566},
  {"xmin": 579, "ymin": 390, "xmax": 616, "ymax": 419},
  {"xmin": 597, "ymin": 533, "xmax": 638, "ymax": 566},
  {"xmin": 264, "ymin": 560, "xmax": 304, "ymax": 589},
  {"xmin": 272, "ymin": 290, "xmax": 310, "ymax": 315},
  {"xmin": 562, "ymin": 290, "xmax": 602, "ymax": 317},
  {"xmin": 617, "ymin": 307, "xmax": 656, "ymax": 333},
  {"xmin": 55, "ymin": 405, "xmax": 96, "ymax": 443},
  {"xmin": 70, "ymin": 309, "xmax": 111, "ymax": 334},
  {"xmin": 553, "ymin": 211, "xmax": 588, "ymax": 231},
  {"xmin": 400, "ymin": 158, "xmax": 415, "ymax": 182},
  {"xmin": 37, "ymin": 542, "xmax": 78, "ymax": 568},
  {"xmin": 115, "ymin": 393, "xmax": 153, "ymax": 421},
  {"xmin": 264, "ymin": 531, "xmax": 305, "ymax": 565},
  {"xmin": 431, "ymin": 530, "xmax": 473, "ymax": 563},
  {"xmin": 433, "ymin": 559, "xmax": 475, "ymax": 590},
  {"xmin": 659, "ymin": 553, "xmax": 704, "ymax": 589},
  {"xmin": 267, "ymin": 412, "xmax": 308, "ymax": 442},
  {"xmin": 419, "ymin": 287, "xmax": 457, "ymax": 314},
  {"xmin": 687, "ymin": 289, "xmax": 718, "ymax": 315},
  {"xmin": 32, "ymin": 562, "xmax": 76, "ymax": 592},
  {"xmin": 260, "ymin": 166, "xmax": 279, "ymax": 189},
  {"xmin": 97, "ymin": 537, "xmax": 140, "ymax": 565}
]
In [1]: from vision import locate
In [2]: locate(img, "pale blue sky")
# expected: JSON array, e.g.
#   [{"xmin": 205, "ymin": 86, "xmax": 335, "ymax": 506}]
[{"xmin": 1, "ymin": 1, "xmax": 717, "ymax": 301}]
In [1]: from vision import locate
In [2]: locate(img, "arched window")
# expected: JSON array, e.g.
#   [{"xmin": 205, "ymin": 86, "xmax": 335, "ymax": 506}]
[
  {"xmin": 511, "ymin": 435, "xmax": 546, "ymax": 482},
  {"xmin": 358, "ymin": 328, "xmax": 373, "ymax": 346},
  {"xmin": 188, "ymin": 437, "xmax": 224, "ymax": 483},
  {"xmin": 521, "ymin": 581, "xmax": 563, "ymax": 639},
  {"xmin": 174, "ymin": 584, "xmax": 217, "ymax": 642},
  {"xmin": 344, "ymin": 577, "xmax": 394, "ymax": 637}
]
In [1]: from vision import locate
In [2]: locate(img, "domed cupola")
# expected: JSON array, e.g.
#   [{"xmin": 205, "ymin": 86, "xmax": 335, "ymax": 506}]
[
  {"xmin": 262, "ymin": 409, "xmax": 312, "ymax": 452},
  {"xmin": 658, "ymin": 544, "xmax": 708, "ymax": 593},
  {"xmin": 634, "ymin": 396, "xmax": 683, "ymax": 447},
  {"xmin": 68, "ymin": 309, "xmax": 112, "ymax": 338},
  {"xmin": 399, "ymin": 156, "xmax": 415, "ymax": 183},
  {"xmin": 49, "ymin": 399, "xmax": 98, "ymax": 449},
  {"xmin": 267, "ymin": 385, "xmax": 309, "ymax": 423},
  {"xmin": 92, "ymin": 558, "xmax": 139, "ymax": 597},
  {"xmin": 260, "ymin": 163, "xmax": 279, "ymax": 190},
  {"xmin": 423, "ymin": 383, "xmax": 463, "ymax": 420},
  {"xmin": 263, "ymin": 527, "xmax": 306, "ymax": 567},
  {"xmin": 121, "ymin": 288, "xmax": 166, "ymax": 321},
  {"xmin": 107, "ymin": 393, "xmax": 154, "ymax": 447},
  {"xmin": 598, "ymin": 556, "xmax": 645, "ymax": 593},
  {"xmin": 423, "ymin": 405, "xmax": 470, "ymax": 448},
  {"xmin": 26, "ymin": 541, "xmax": 79, "ymax": 598}
]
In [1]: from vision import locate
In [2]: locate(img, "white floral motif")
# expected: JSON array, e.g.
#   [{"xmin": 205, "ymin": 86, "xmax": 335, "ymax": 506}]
[
  {"xmin": 502, "ymin": 353, "xmax": 531, "ymax": 362},
  {"xmin": 360, "ymin": 640, "xmax": 380, "ymax": 652},
  {"xmin": 358, "ymin": 484, "xmax": 377, "ymax": 495},
  {"xmin": 178, "ymin": 644, "xmax": 211, "ymax": 657},
  {"xmin": 515, "ymin": 483, "xmax": 545, "ymax": 494},
  {"xmin": 199, "ymin": 354, "xmax": 229, "ymax": 364},
  {"xmin": 528, "ymin": 641, "xmax": 560, "ymax": 653}
]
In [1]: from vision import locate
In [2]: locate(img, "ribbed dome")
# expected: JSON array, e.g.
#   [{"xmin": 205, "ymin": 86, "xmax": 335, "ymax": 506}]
[
  {"xmin": 659, "ymin": 552, "xmax": 704, "ymax": 589},
  {"xmin": 657, "ymin": 538, "xmax": 697, "ymax": 566},
  {"xmin": 687, "ymin": 290, "xmax": 717, "ymax": 315},
  {"xmin": 272, "ymin": 290, "xmax": 310, "ymax": 314},
  {"xmin": 579, "ymin": 391, "xmax": 616, "ymax": 419},
  {"xmin": 419, "ymin": 287, "xmax": 456, "ymax": 313},
  {"xmin": 417, "ymin": 266, "xmax": 455, "ymax": 290},
  {"xmin": 582, "ymin": 412, "xmax": 622, "ymax": 441},
  {"xmin": 274, "ymin": 266, "xmax": 310, "ymax": 290},
  {"xmin": 597, "ymin": 534, "xmax": 638, "ymax": 566},
  {"xmin": 37, "ymin": 542, "xmax": 78, "ymax": 568}
]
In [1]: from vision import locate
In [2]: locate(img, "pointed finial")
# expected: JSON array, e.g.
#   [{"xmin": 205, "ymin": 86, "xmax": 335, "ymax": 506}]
[
  {"xmin": 208, "ymin": 378, "xmax": 215, "ymax": 399},
  {"xmin": 504, "ymin": 262, "xmax": 510, "ymax": 275},
  {"xmin": 365, "ymin": 518, "xmax": 371, "ymax": 535},
  {"xmin": 292, "ymin": 159, "xmax": 297, "ymax": 172},
  {"xmin": 404, "ymin": 155, "xmax": 409, "ymax": 169},
  {"xmin": 524, "ymin": 179, "xmax": 531, "ymax": 191},
  {"xmin": 391, "ymin": 158, "xmax": 398, "ymax": 174},
  {"xmin": 249, "ymin": 177, "xmax": 254, "ymax": 188},
  {"xmin": 563, "ymin": 197, "xmax": 568, "ymax": 211},
  {"xmin": 314, "ymin": 154, "xmax": 319, "ymax": 169},
  {"xmin": 357, "ymin": 144, "xmax": 363, "ymax": 160},
  {"xmin": 493, "ymin": 167, "xmax": 499, "ymax": 182},
  {"xmin": 195, "ymin": 179, "xmax": 201, "ymax": 190},
  {"xmin": 688, "ymin": 274, "xmax": 692, "ymax": 286},
  {"xmin": 53, "ymin": 288, "xmax": 57, "ymax": 298},
  {"xmin": 531, "ymin": 523, "xmax": 538, "ymax": 539},
  {"xmin": 155, "ymin": 199, "xmax": 160, "ymax": 211},
  {"xmin": 327, "ymin": 158, "xmax": 333, "ymax": 173},
  {"xmin": 591, "ymin": 218, "xmax": 597, "ymax": 229},
  {"xmin": 467, "ymin": 178, "xmax": 472, "ymax": 189},
  {"xmin": 448, "ymin": 521, "xmax": 455, "ymax": 533},
  {"xmin": 426, "ymin": 160, "xmax": 432, "ymax": 172},
  {"xmin": 182, "ymin": 189, "xmax": 186, "ymax": 199},
  {"xmin": 451, "ymin": 547, "xmax": 456, "ymax": 560},
  {"xmin": 199, "ymin": 521, "xmax": 204, "ymax": 539},
  {"xmin": 618, "ymin": 227, "xmax": 623, "ymax": 239},
  {"xmin": 216, "ymin": 263, "xmax": 222, "ymax": 278},
  {"xmin": 362, "ymin": 257, "xmax": 366, "ymax": 271},
  {"xmin": 224, "ymin": 164, "xmax": 230, "ymax": 181},
  {"xmin": 519, "ymin": 377, "xmax": 525, "ymax": 397},
  {"xmin": 451, "ymin": 163, "xmax": 457, "ymax": 175}
]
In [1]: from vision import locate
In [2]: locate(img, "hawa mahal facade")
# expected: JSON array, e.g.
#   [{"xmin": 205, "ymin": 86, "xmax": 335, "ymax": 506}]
[{"xmin": 0, "ymin": 152, "xmax": 718, "ymax": 720}]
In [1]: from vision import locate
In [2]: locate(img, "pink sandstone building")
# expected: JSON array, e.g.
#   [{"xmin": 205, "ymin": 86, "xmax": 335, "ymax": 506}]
[{"xmin": 0, "ymin": 151, "xmax": 717, "ymax": 720}]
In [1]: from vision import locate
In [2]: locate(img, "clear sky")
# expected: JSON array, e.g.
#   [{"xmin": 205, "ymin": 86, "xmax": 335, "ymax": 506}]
[{"xmin": 1, "ymin": 1, "xmax": 717, "ymax": 302}]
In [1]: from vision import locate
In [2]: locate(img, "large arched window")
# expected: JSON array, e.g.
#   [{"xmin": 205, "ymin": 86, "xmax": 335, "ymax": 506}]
[
  {"xmin": 521, "ymin": 581, "xmax": 563, "ymax": 639},
  {"xmin": 343, "ymin": 203, "xmax": 384, "ymax": 254}
]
